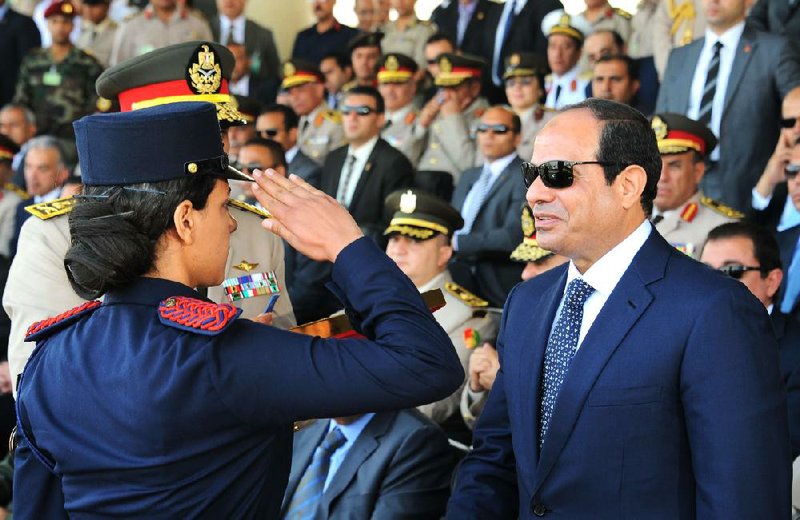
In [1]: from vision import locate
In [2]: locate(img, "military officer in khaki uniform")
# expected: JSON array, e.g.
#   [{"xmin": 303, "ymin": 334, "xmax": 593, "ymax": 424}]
[
  {"xmin": 573, "ymin": 0, "xmax": 633, "ymax": 41},
  {"xmin": 541, "ymin": 11, "xmax": 592, "ymax": 110},
  {"xmin": 282, "ymin": 59, "xmax": 346, "ymax": 166},
  {"xmin": 109, "ymin": 0, "xmax": 212, "ymax": 66},
  {"xmin": 378, "ymin": 53, "xmax": 426, "ymax": 166},
  {"xmin": 384, "ymin": 189, "xmax": 497, "ymax": 427},
  {"xmin": 381, "ymin": 0, "xmax": 436, "ymax": 81},
  {"xmin": 651, "ymin": 0, "xmax": 706, "ymax": 78},
  {"xmin": 628, "ymin": 0, "xmax": 660, "ymax": 59},
  {"xmin": 651, "ymin": 112, "xmax": 742, "ymax": 259},
  {"xmin": 75, "ymin": 0, "xmax": 118, "ymax": 67},
  {"xmin": 0, "ymin": 135, "xmax": 26, "ymax": 258},
  {"xmin": 502, "ymin": 52, "xmax": 554, "ymax": 163},
  {"xmin": 416, "ymin": 53, "xmax": 489, "ymax": 182},
  {"xmin": 4, "ymin": 42, "xmax": 296, "ymax": 396}
]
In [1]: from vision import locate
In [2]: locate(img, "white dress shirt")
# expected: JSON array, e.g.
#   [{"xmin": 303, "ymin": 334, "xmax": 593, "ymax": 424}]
[
  {"xmin": 556, "ymin": 220, "xmax": 652, "ymax": 348},
  {"xmin": 285, "ymin": 145, "xmax": 300, "ymax": 164},
  {"xmin": 219, "ymin": 14, "xmax": 245, "ymax": 44},
  {"xmin": 336, "ymin": 135, "xmax": 379, "ymax": 208},
  {"xmin": 323, "ymin": 413, "xmax": 375, "ymax": 491},
  {"xmin": 751, "ymin": 188, "xmax": 800, "ymax": 231},
  {"xmin": 229, "ymin": 73, "xmax": 250, "ymax": 96},
  {"xmin": 687, "ymin": 22, "xmax": 745, "ymax": 161},
  {"xmin": 544, "ymin": 67, "xmax": 589, "ymax": 110}
]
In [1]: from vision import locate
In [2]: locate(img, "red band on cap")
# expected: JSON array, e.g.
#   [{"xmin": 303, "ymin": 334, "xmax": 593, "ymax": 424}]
[
  {"xmin": 118, "ymin": 79, "xmax": 230, "ymax": 112},
  {"xmin": 666, "ymin": 129, "xmax": 706, "ymax": 154}
]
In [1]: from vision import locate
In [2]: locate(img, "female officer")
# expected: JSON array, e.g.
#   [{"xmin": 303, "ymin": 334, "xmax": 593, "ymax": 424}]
[{"xmin": 14, "ymin": 102, "xmax": 462, "ymax": 518}]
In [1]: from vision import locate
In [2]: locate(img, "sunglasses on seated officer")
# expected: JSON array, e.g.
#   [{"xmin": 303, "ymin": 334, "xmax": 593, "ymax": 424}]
[
  {"xmin": 781, "ymin": 117, "xmax": 798, "ymax": 128},
  {"xmin": 476, "ymin": 123, "xmax": 514, "ymax": 135},
  {"xmin": 521, "ymin": 160, "xmax": 631, "ymax": 189}
]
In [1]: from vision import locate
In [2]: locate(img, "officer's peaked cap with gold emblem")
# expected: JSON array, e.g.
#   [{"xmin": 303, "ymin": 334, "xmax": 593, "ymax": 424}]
[
  {"xmin": 232, "ymin": 95, "xmax": 261, "ymax": 124},
  {"xmin": 0, "ymin": 134, "xmax": 20, "ymax": 162},
  {"xmin": 96, "ymin": 41, "xmax": 246, "ymax": 128},
  {"xmin": 503, "ymin": 52, "xmax": 549, "ymax": 80},
  {"xmin": 510, "ymin": 204, "xmax": 553, "ymax": 263},
  {"xmin": 541, "ymin": 10, "xmax": 590, "ymax": 43},
  {"xmin": 434, "ymin": 53, "xmax": 485, "ymax": 87},
  {"xmin": 43, "ymin": 0, "xmax": 75, "ymax": 18},
  {"xmin": 384, "ymin": 189, "xmax": 464, "ymax": 240},
  {"xmin": 348, "ymin": 31, "xmax": 384, "ymax": 53},
  {"xmin": 74, "ymin": 102, "xmax": 253, "ymax": 186},
  {"xmin": 377, "ymin": 53, "xmax": 418, "ymax": 84},
  {"xmin": 650, "ymin": 112, "xmax": 717, "ymax": 157},
  {"xmin": 281, "ymin": 59, "xmax": 323, "ymax": 89}
]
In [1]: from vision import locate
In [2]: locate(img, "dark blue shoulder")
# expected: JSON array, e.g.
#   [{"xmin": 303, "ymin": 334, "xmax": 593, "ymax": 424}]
[
  {"xmin": 25, "ymin": 300, "xmax": 102, "ymax": 342},
  {"xmin": 158, "ymin": 296, "xmax": 242, "ymax": 336}
]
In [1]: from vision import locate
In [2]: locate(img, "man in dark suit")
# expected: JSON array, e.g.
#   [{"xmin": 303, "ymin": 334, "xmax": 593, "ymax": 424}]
[
  {"xmin": 256, "ymin": 103, "xmax": 322, "ymax": 188},
  {"xmin": 777, "ymin": 139, "xmax": 800, "ymax": 317},
  {"xmin": 431, "ymin": 0, "xmax": 496, "ymax": 58},
  {"xmin": 446, "ymin": 99, "xmax": 790, "ymax": 518},
  {"xmin": 211, "ymin": 0, "xmax": 280, "ymax": 80},
  {"xmin": 320, "ymin": 86, "xmax": 414, "ymax": 245},
  {"xmin": 748, "ymin": 0, "xmax": 800, "ymax": 40},
  {"xmin": 451, "ymin": 106, "xmax": 525, "ymax": 307},
  {"xmin": 656, "ymin": 0, "xmax": 800, "ymax": 212},
  {"xmin": 280, "ymin": 410, "xmax": 455, "ymax": 519},
  {"xmin": 0, "ymin": 0, "xmax": 40, "ymax": 107},
  {"xmin": 702, "ymin": 221, "xmax": 800, "ymax": 458}
]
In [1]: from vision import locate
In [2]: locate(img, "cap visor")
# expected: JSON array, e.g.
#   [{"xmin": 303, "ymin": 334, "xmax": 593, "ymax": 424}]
[{"xmin": 220, "ymin": 165, "xmax": 254, "ymax": 182}]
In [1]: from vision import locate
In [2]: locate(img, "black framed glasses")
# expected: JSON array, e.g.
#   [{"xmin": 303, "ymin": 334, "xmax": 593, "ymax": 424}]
[
  {"xmin": 786, "ymin": 164, "xmax": 800, "ymax": 180},
  {"xmin": 718, "ymin": 264, "xmax": 763, "ymax": 280},
  {"xmin": 258, "ymin": 128, "xmax": 279, "ymax": 138},
  {"xmin": 476, "ymin": 123, "xmax": 511, "ymax": 135},
  {"xmin": 781, "ymin": 117, "xmax": 798, "ymax": 129},
  {"xmin": 340, "ymin": 105, "xmax": 376, "ymax": 116},
  {"xmin": 521, "ymin": 160, "xmax": 630, "ymax": 189}
]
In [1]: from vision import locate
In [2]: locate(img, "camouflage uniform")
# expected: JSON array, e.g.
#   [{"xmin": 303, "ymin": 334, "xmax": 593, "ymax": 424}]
[
  {"xmin": 76, "ymin": 16, "xmax": 119, "ymax": 67},
  {"xmin": 13, "ymin": 46, "xmax": 103, "ymax": 141},
  {"xmin": 381, "ymin": 17, "xmax": 437, "ymax": 74},
  {"xmin": 298, "ymin": 101, "xmax": 345, "ymax": 166}
]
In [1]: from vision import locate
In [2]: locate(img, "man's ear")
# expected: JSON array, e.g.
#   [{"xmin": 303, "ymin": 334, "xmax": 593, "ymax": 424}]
[
  {"xmin": 172, "ymin": 200, "xmax": 197, "ymax": 245},
  {"xmin": 618, "ymin": 165, "xmax": 647, "ymax": 210},
  {"xmin": 438, "ymin": 244, "xmax": 454, "ymax": 268}
]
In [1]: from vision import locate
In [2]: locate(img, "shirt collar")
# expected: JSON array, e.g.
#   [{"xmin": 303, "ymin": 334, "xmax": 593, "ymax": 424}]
[
  {"xmin": 486, "ymin": 151, "xmax": 518, "ymax": 177},
  {"xmin": 459, "ymin": 0, "xmax": 478, "ymax": 15},
  {"xmin": 327, "ymin": 413, "xmax": 375, "ymax": 443},
  {"xmin": 220, "ymin": 13, "xmax": 245, "ymax": 30},
  {"xmin": 34, "ymin": 187, "xmax": 62, "ymax": 204},
  {"xmin": 285, "ymin": 145, "xmax": 299, "ymax": 163},
  {"xmin": 566, "ymin": 219, "xmax": 652, "ymax": 297},
  {"xmin": 704, "ymin": 20, "xmax": 745, "ymax": 50},
  {"xmin": 418, "ymin": 271, "xmax": 446, "ymax": 293},
  {"xmin": 347, "ymin": 135, "xmax": 379, "ymax": 160}
]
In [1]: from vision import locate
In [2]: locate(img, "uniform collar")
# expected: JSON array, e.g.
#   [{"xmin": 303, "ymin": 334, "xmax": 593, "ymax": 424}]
[{"xmin": 104, "ymin": 277, "xmax": 208, "ymax": 307}]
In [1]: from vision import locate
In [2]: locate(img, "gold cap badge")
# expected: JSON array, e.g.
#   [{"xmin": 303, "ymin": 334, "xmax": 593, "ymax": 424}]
[
  {"xmin": 440, "ymin": 57, "xmax": 452, "ymax": 74},
  {"xmin": 510, "ymin": 53, "xmax": 521, "ymax": 66},
  {"xmin": 651, "ymin": 115, "xmax": 668, "ymax": 140},
  {"xmin": 283, "ymin": 62, "xmax": 296, "ymax": 78},
  {"xmin": 386, "ymin": 55, "xmax": 399, "ymax": 71},
  {"xmin": 521, "ymin": 205, "xmax": 535, "ymax": 238},
  {"xmin": 187, "ymin": 44, "xmax": 222, "ymax": 95},
  {"xmin": 399, "ymin": 190, "xmax": 417, "ymax": 214}
]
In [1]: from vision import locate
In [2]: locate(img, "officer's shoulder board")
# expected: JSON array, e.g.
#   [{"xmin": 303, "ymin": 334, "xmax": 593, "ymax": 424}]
[
  {"xmin": 445, "ymin": 282, "xmax": 489, "ymax": 308},
  {"xmin": 227, "ymin": 198, "xmax": 271, "ymax": 219},
  {"xmin": 25, "ymin": 300, "xmax": 102, "ymax": 342},
  {"xmin": 25, "ymin": 196, "xmax": 75, "ymax": 220},
  {"xmin": 320, "ymin": 109, "xmax": 342, "ymax": 125},
  {"xmin": 613, "ymin": 7, "xmax": 633, "ymax": 19},
  {"xmin": 158, "ymin": 296, "xmax": 242, "ymax": 336},
  {"xmin": 4, "ymin": 183, "xmax": 30, "ymax": 201},
  {"xmin": 700, "ymin": 196, "xmax": 744, "ymax": 219}
]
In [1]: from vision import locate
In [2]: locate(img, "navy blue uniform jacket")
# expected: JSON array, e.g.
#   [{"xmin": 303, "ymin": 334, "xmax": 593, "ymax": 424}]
[
  {"xmin": 14, "ymin": 237, "xmax": 463, "ymax": 518},
  {"xmin": 446, "ymin": 230, "xmax": 791, "ymax": 518}
]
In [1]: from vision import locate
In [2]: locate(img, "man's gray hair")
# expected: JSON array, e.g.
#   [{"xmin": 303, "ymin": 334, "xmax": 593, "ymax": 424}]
[
  {"xmin": 0, "ymin": 102, "xmax": 36, "ymax": 125},
  {"xmin": 26, "ymin": 135, "xmax": 67, "ymax": 168}
]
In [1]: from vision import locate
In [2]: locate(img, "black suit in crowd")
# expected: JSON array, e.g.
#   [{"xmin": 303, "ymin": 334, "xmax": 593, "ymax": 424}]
[
  {"xmin": 772, "ymin": 310, "xmax": 800, "ymax": 458},
  {"xmin": 0, "ymin": 6, "xmax": 41, "ymax": 106},
  {"xmin": 748, "ymin": 0, "xmax": 800, "ymax": 40},
  {"xmin": 431, "ymin": 0, "xmax": 497, "ymax": 59}
]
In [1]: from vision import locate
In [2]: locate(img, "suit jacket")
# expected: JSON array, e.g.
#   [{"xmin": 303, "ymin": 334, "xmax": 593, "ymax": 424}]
[
  {"xmin": 748, "ymin": 0, "xmax": 800, "ymax": 40},
  {"xmin": 431, "ymin": 0, "xmax": 496, "ymax": 58},
  {"xmin": 210, "ymin": 17, "xmax": 280, "ymax": 79},
  {"xmin": 778, "ymin": 223, "xmax": 800, "ymax": 316},
  {"xmin": 447, "ymin": 230, "xmax": 790, "ymax": 518},
  {"xmin": 320, "ymin": 138, "xmax": 414, "ymax": 246},
  {"xmin": 281, "ymin": 410, "xmax": 456, "ymax": 519},
  {"xmin": 656, "ymin": 23, "xmax": 800, "ymax": 212},
  {"xmin": 488, "ymin": 0, "xmax": 562, "ymax": 76},
  {"xmin": 288, "ymin": 148, "xmax": 323, "ymax": 188},
  {"xmin": 450, "ymin": 157, "xmax": 525, "ymax": 307},
  {"xmin": 748, "ymin": 182, "xmax": 789, "ymax": 230},
  {"xmin": 0, "ymin": 7, "xmax": 41, "ymax": 106},
  {"xmin": 772, "ymin": 310, "xmax": 800, "ymax": 458}
]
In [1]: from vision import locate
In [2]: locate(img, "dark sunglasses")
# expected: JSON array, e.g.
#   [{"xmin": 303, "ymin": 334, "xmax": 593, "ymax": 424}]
[
  {"xmin": 258, "ymin": 128, "xmax": 279, "ymax": 138},
  {"xmin": 781, "ymin": 117, "xmax": 798, "ymax": 129},
  {"xmin": 718, "ymin": 264, "xmax": 763, "ymax": 280},
  {"xmin": 340, "ymin": 105, "xmax": 376, "ymax": 116},
  {"xmin": 521, "ymin": 160, "xmax": 630, "ymax": 189},
  {"xmin": 786, "ymin": 164, "xmax": 800, "ymax": 180},
  {"xmin": 476, "ymin": 123, "xmax": 511, "ymax": 135}
]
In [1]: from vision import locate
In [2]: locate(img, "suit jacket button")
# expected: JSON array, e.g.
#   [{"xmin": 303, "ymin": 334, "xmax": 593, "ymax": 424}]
[{"xmin": 532, "ymin": 503, "xmax": 547, "ymax": 516}]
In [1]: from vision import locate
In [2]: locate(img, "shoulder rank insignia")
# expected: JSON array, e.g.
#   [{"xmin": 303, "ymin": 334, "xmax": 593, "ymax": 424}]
[
  {"xmin": 679, "ymin": 202, "xmax": 698, "ymax": 222},
  {"xmin": 613, "ymin": 7, "xmax": 632, "ymax": 19},
  {"xmin": 473, "ymin": 107, "xmax": 486, "ymax": 118},
  {"xmin": 24, "ymin": 196, "xmax": 76, "ymax": 220},
  {"xmin": 701, "ymin": 196, "xmax": 744, "ymax": 219},
  {"xmin": 158, "ymin": 296, "xmax": 242, "ymax": 336},
  {"xmin": 26, "ymin": 300, "xmax": 102, "ymax": 342},
  {"xmin": 404, "ymin": 111, "xmax": 417, "ymax": 125},
  {"xmin": 321, "ymin": 109, "xmax": 342, "ymax": 125},
  {"xmin": 227, "ymin": 198, "xmax": 271, "ymax": 219},
  {"xmin": 445, "ymin": 282, "xmax": 488, "ymax": 308},
  {"xmin": 4, "ymin": 183, "xmax": 30, "ymax": 200}
]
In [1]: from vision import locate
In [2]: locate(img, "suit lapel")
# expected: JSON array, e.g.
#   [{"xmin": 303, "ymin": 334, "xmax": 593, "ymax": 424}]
[
  {"xmin": 280, "ymin": 420, "xmax": 328, "ymax": 514},
  {"xmin": 532, "ymin": 232, "xmax": 669, "ymax": 493},
  {"xmin": 722, "ymin": 25, "xmax": 757, "ymax": 115},
  {"xmin": 323, "ymin": 148, "xmax": 346, "ymax": 198}
]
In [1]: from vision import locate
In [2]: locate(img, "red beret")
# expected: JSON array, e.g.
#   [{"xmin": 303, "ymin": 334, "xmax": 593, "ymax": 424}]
[{"xmin": 43, "ymin": 0, "xmax": 76, "ymax": 19}]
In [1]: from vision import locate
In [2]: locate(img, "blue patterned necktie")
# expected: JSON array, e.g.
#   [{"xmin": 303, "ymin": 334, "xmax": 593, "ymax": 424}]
[
  {"xmin": 539, "ymin": 278, "xmax": 595, "ymax": 449},
  {"xmin": 283, "ymin": 427, "xmax": 347, "ymax": 519}
]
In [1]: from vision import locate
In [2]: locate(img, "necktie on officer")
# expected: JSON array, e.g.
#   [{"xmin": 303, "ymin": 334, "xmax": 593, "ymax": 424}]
[
  {"xmin": 283, "ymin": 427, "xmax": 347, "ymax": 520},
  {"xmin": 697, "ymin": 41, "xmax": 722, "ymax": 128},
  {"xmin": 539, "ymin": 278, "xmax": 595, "ymax": 449},
  {"xmin": 781, "ymin": 236, "xmax": 800, "ymax": 314}
]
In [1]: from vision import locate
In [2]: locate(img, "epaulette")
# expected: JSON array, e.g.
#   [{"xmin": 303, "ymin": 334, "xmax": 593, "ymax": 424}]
[
  {"xmin": 158, "ymin": 296, "xmax": 241, "ymax": 336},
  {"xmin": 404, "ymin": 111, "xmax": 417, "ymax": 125},
  {"xmin": 4, "ymin": 183, "xmax": 30, "ymax": 200},
  {"xmin": 614, "ymin": 7, "xmax": 633, "ymax": 19},
  {"xmin": 227, "ymin": 198, "xmax": 271, "ymax": 219},
  {"xmin": 24, "ymin": 196, "xmax": 75, "ymax": 220},
  {"xmin": 578, "ymin": 70, "xmax": 594, "ymax": 81},
  {"xmin": 680, "ymin": 202, "xmax": 698, "ymax": 222},
  {"xmin": 445, "ymin": 282, "xmax": 489, "ymax": 308},
  {"xmin": 25, "ymin": 300, "xmax": 102, "ymax": 342},
  {"xmin": 321, "ymin": 109, "xmax": 342, "ymax": 125},
  {"xmin": 701, "ymin": 196, "xmax": 744, "ymax": 219},
  {"xmin": 341, "ymin": 80, "xmax": 357, "ymax": 93}
]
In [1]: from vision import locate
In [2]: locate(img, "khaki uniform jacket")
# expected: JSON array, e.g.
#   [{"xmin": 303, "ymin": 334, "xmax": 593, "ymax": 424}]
[
  {"xmin": 382, "ymin": 104, "xmax": 425, "ymax": 167},
  {"xmin": 0, "ymin": 186, "xmax": 24, "ymax": 257},
  {"xmin": 629, "ymin": 0, "xmax": 661, "ymax": 58},
  {"xmin": 298, "ymin": 102, "xmax": 345, "ymax": 166},
  {"xmin": 516, "ymin": 106, "xmax": 554, "ymax": 163},
  {"xmin": 76, "ymin": 17, "xmax": 118, "ymax": 68},
  {"xmin": 574, "ymin": 6, "xmax": 633, "ymax": 42},
  {"xmin": 416, "ymin": 271, "xmax": 497, "ymax": 425},
  {"xmin": 109, "ymin": 6, "xmax": 213, "ymax": 66},
  {"xmin": 417, "ymin": 96, "xmax": 489, "ymax": 182},
  {"xmin": 4, "ymin": 204, "xmax": 295, "ymax": 396},
  {"xmin": 654, "ymin": 190, "xmax": 741, "ymax": 259},
  {"xmin": 380, "ymin": 17, "xmax": 437, "ymax": 73},
  {"xmin": 652, "ymin": 0, "xmax": 706, "ymax": 78}
]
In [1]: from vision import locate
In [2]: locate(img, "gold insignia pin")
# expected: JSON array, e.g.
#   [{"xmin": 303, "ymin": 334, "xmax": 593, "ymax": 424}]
[
  {"xmin": 63, "ymin": 3, "xmax": 73, "ymax": 13},
  {"xmin": 283, "ymin": 62, "xmax": 296, "ymax": 78},
  {"xmin": 187, "ymin": 44, "xmax": 222, "ymax": 95},
  {"xmin": 559, "ymin": 13, "xmax": 571, "ymax": 27},
  {"xmin": 399, "ymin": 190, "xmax": 417, "ymax": 214},
  {"xmin": 233, "ymin": 260, "xmax": 259, "ymax": 272},
  {"xmin": 187, "ymin": 163, "xmax": 198, "ymax": 174},
  {"xmin": 510, "ymin": 53, "xmax": 521, "ymax": 66},
  {"xmin": 651, "ymin": 116, "xmax": 668, "ymax": 140},
  {"xmin": 440, "ymin": 57, "xmax": 452, "ymax": 73},
  {"xmin": 386, "ymin": 55, "xmax": 399, "ymax": 71}
]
